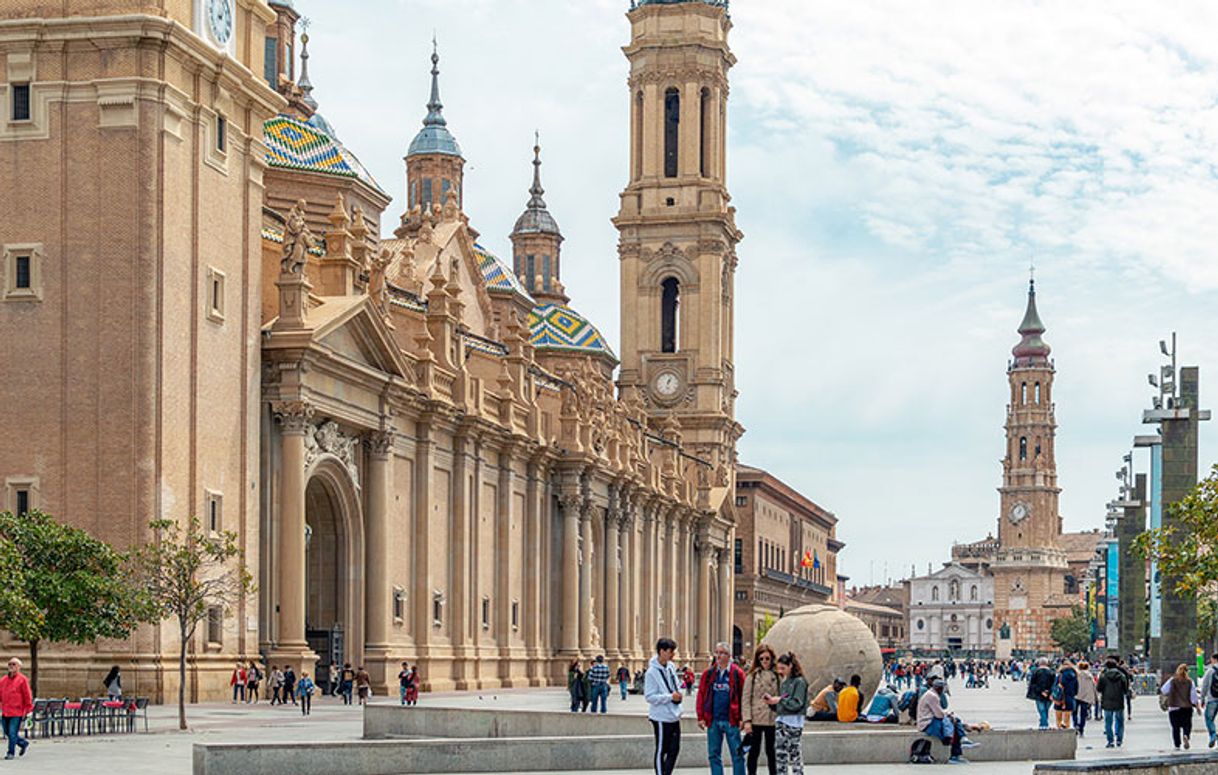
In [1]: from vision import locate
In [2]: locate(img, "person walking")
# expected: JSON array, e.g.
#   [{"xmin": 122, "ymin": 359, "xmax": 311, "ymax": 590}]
[
  {"xmin": 1161, "ymin": 663, "xmax": 1202, "ymax": 750},
  {"xmin": 269, "ymin": 665, "xmax": 284, "ymax": 705},
  {"xmin": 588, "ymin": 655, "xmax": 611, "ymax": 713},
  {"xmin": 1053, "ymin": 660, "xmax": 1078, "ymax": 730},
  {"xmin": 645, "ymin": 638, "xmax": 684, "ymax": 775},
  {"xmin": 1096, "ymin": 657, "xmax": 1129, "ymax": 748},
  {"xmin": 230, "ymin": 662, "xmax": 246, "ymax": 703},
  {"xmin": 340, "ymin": 662, "xmax": 355, "ymax": 705},
  {"xmin": 404, "ymin": 664, "xmax": 420, "ymax": 706},
  {"xmin": 102, "ymin": 665, "xmax": 122, "ymax": 700},
  {"xmin": 1026, "ymin": 657, "xmax": 1055, "ymax": 730},
  {"xmin": 567, "ymin": 659, "xmax": 585, "ymax": 713},
  {"xmin": 0, "ymin": 658, "xmax": 32, "ymax": 760},
  {"xmin": 697, "ymin": 642, "xmax": 747, "ymax": 775},
  {"xmin": 283, "ymin": 665, "xmax": 297, "ymax": 706},
  {"xmin": 617, "ymin": 663, "xmax": 631, "ymax": 701},
  {"xmin": 766, "ymin": 652, "xmax": 808, "ymax": 775},
  {"xmin": 398, "ymin": 662, "xmax": 412, "ymax": 706},
  {"xmin": 246, "ymin": 660, "xmax": 261, "ymax": 704},
  {"xmin": 355, "ymin": 666, "xmax": 371, "ymax": 705},
  {"xmin": 1073, "ymin": 661, "xmax": 1098, "ymax": 737},
  {"xmin": 1200, "ymin": 653, "xmax": 1218, "ymax": 748},
  {"xmin": 741, "ymin": 644, "xmax": 779, "ymax": 775},
  {"xmin": 296, "ymin": 670, "xmax": 315, "ymax": 716}
]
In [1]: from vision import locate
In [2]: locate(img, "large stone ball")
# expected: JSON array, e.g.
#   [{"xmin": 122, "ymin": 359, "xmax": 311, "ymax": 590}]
[{"xmin": 760, "ymin": 604, "xmax": 883, "ymax": 699}]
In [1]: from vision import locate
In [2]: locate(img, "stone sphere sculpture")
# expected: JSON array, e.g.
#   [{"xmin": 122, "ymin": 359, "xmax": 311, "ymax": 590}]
[{"xmin": 760, "ymin": 603, "xmax": 883, "ymax": 699}]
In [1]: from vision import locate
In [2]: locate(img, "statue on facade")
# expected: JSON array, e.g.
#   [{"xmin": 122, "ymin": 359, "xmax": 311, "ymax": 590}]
[{"xmin": 282, "ymin": 200, "xmax": 312, "ymax": 275}]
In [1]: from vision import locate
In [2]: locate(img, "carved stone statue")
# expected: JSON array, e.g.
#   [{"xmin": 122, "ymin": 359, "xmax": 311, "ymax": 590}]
[
  {"xmin": 281, "ymin": 199, "xmax": 312, "ymax": 275},
  {"xmin": 368, "ymin": 247, "xmax": 392, "ymax": 318}
]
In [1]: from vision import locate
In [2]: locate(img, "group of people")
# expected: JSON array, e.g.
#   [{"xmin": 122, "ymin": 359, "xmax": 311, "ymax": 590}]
[
  {"xmin": 227, "ymin": 659, "xmax": 414, "ymax": 715},
  {"xmin": 567, "ymin": 655, "xmax": 644, "ymax": 712}
]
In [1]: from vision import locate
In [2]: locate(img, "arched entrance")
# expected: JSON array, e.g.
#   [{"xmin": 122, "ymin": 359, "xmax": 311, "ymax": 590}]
[
  {"xmin": 304, "ymin": 460, "xmax": 364, "ymax": 686},
  {"xmin": 732, "ymin": 625, "xmax": 743, "ymax": 659}
]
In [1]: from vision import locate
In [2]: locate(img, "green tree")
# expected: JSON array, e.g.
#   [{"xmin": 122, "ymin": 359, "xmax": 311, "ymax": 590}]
[
  {"xmin": 756, "ymin": 612, "xmax": 777, "ymax": 643},
  {"xmin": 132, "ymin": 517, "xmax": 254, "ymax": 730},
  {"xmin": 1133, "ymin": 463, "xmax": 1218, "ymax": 651},
  {"xmin": 1050, "ymin": 606, "xmax": 1092, "ymax": 655},
  {"xmin": 0, "ymin": 510, "xmax": 150, "ymax": 696}
]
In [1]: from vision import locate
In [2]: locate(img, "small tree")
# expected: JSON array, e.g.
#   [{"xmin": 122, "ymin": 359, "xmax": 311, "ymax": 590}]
[
  {"xmin": 1133, "ymin": 464, "xmax": 1218, "ymax": 651},
  {"xmin": 1050, "ymin": 606, "xmax": 1092, "ymax": 655},
  {"xmin": 756, "ymin": 612, "xmax": 777, "ymax": 643},
  {"xmin": 132, "ymin": 517, "xmax": 253, "ymax": 730},
  {"xmin": 0, "ymin": 510, "xmax": 149, "ymax": 695}
]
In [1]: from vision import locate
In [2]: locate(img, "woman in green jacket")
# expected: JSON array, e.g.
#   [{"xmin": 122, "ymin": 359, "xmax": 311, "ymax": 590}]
[{"xmin": 765, "ymin": 652, "xmax": 809, "ymax": 775}]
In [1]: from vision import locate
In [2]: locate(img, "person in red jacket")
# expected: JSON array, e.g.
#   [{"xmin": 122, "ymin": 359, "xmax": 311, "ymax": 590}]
[
  {"xmin": 697, "ymin": 642, "xmax": 746, "ymax": 775},
  {"xmin": 0, "ymin": 657, "xmax": 33, "ymax": 759}
]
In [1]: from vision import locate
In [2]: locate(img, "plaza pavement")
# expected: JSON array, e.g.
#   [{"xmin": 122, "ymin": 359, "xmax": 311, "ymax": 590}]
[{"xmin": 7, "ymin": 680, "xmax": 1208, "ymax": 774}]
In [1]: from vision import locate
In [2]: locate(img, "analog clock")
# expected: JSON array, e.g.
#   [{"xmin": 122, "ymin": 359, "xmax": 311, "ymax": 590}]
[
  {"xmin": 1009, "ymin": 502, "xmax": 1030, "ymax": 524},
  {"xmin": 207, "ymin": 0, "xmax": 234, "ymax": 46},
  {"xmin": 653, "ymin": 371, "xmax": 681, "ymax": 398}
]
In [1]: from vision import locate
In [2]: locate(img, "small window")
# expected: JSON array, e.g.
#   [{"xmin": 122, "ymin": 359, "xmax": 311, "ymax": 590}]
[
  {"xmin": 931, "ymin": 586, "xmax": 939, "ymax": 602},
  {"xmin": 263, "ymin": 37, "xmax": 278, "ymax": 87},
  {"xmin": 916, "ymin": 619, "xmax": 925, "ymax": 630},
  {"xmin": 542, "ymin": 255, "xmax": 551, "ymax": 293},
  {"xmin": 1019, "ymin": 437, "xmax": 1028, "ymax": 461},
  {"xmin": 734, "ymin": 496, "xmax": 746, "ymax": 507},
  {"xmin": 10, "ymin": 83, "xmax": 30, "ymax": 122},
  {"xmin": 15, "ymin": 490, "xmax": 29, "ymax": 517},
  {"xmin": 441, "ymin": 178, "xmax": 452, "ymax": 204},
  {"xmin": 205, "ymin": 490, "xmax": 222, "ymax": 534},
  {"xmin": 511, "ymin": 600, "xmax": 519, "ymax": 630},
  {"xmin": 1020, "ymin": 382, "xmax": 1027, "ymax": 404},
  {"xmin": 206, "ymin": 267, "xmax": 226, "ymax": 322},
  {"xmin": 663, "ymin": 87, "xmax": 680, "ymax": 178},
  {"xmin": 734, "ymin": 538, "xmax": 742, "ymax": 574},
  {"xmin": 216, "ymin": 115, "xmax": 227, "ymax": 153},
  {"xmin": 1035, "ymin": 383, "xmax": 1041, "ymax": 404},
  {"xmin": 481, "ymin": 597, "xmax": 490, "ymax": 630},
  {"xmin": 14, "ymin": 255, "xmax": 30, "ymax": 289},
  {"xmin": 660, "ymin": 277, "xmax": 680, "ymax": 353},
  {"xmin": 970, "ymin": 585, "xmax": 978, "ymax": 601},
  {"xmin": 393, "ymin": 587, "xmax": 405, "ymax": 622},
  {"xmin": 207, "ymin": 606, "xmax": 223, "ymax": 644},
  {"xmin": 432, "ymin": 592, "xmax": 444, "ymax": 626},
  {"xmin": 526, "ymin": 255, "xmax": 535, "ymax": 292},
  {"xmin": 421, "ymin": 178, "xmax": 433, "ymax": 208}
]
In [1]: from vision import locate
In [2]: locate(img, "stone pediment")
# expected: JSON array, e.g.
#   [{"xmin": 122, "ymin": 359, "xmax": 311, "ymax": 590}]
[
  {"xmin": 311, "ymin": 295, "xmax": 409, "ymax": 379},
  {"xmin": 925, "ymin": 562, "xmax": 984, "ymax": 581}
]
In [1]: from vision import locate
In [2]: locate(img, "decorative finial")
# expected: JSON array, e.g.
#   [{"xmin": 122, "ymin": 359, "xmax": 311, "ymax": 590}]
[
  {"xmin": 298, "ymin": 19, "xmax": 317, "ymax": 110},
  {"xmin": 424, "ymin": 34, "xmax": 446, "ymax": 128},
  {"xmin": 528, "ymin": 132, "xmax": 545, "ymax": 208},
  {"xmin": 1029, "ymin": 258, "xmax": 1036, "ymax": 293}
]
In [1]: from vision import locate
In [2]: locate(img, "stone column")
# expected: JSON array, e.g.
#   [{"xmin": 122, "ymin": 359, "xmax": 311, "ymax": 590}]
[
  {"xmin": 271, "ymin": 401, "xmax": 315, "ymax": 674},
  {"xmin": 718, "ymin": 545, "xmax": 732, "ymax": 647},
  {"xmin": 412, "ymin": 423, "xmax": 433, "ymax": 650},
  {"xmin": 677, "ymin": 514, "xmax": 692, "ymax": 656},
  {"xmin": 605, "ymin": 510, "xmax": 621, "ymax": 658},
  {"xmin": 451, "ymin": 434, "xmax": 472, "ymax": 687},
  {"xmin": 559, "ymin": 494, "xmax": 581, "ymax": 654},
  {"xmin": 621, "ymin": 509, "xmax": 635, "ymax": 660},
  {"xmin": 580, "ymin": 502, "xmax": 594, "ymax": 653},
  {"xmin": 496, "ymin": 450, "xmax": 513, "ymax": 682},
  {"xmin": 364, "ymin": 430, "xmax": 394, "ymax": 686},
  {"xmin": 667, "ymin": 512, "xmax": 679, "ymax": 648},
  {"xmin": 696, "ymin": 538, "xmax": 711, "ymax": 658},
  {"xmin": 640, "ymin": 505, "xmax": 654, "ymax": 654},
  {"xmin": 524, "ymin": 461, "xmax": 542, "ymax": 678}
]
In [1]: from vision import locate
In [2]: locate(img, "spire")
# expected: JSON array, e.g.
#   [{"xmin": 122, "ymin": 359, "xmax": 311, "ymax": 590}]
[
  {"xmin": 407, "ymin": 37, "xmax": 463, "ymax": 158},
  {"xmin": 512, "ymin": 136, "xmax": 561, "ymax": 236},
  {"xmin": 1012, "ymin": 277, "xmax": 1051, "ymax": 362},
  {"xmin": 298, "ymin": 27, "xmax": 317, "ymax": 111}
]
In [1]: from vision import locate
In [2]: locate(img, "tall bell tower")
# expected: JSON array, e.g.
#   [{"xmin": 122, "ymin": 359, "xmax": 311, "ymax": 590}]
[
  {"xmin": 615, "ymin": 0, "xmax": 743, "ymax": 477},
  {"xmin": 992, "ymin": 279, "xmax": 1071, "ymax": 654}
]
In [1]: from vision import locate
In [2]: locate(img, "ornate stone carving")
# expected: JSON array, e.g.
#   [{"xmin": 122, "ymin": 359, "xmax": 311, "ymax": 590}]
[
  {"xmin": 273, "ymin": 400, "xmax": 315, "ymax": 433},
  {"xmin": 304, "ymin": 419, "xmax": 360, "ymax": 485},
  {"xmin": 281, "ymin": 200, "xmax": 312, "ymax": 275},
  {"xmin": 367, "ymin": 429, "xmax": 395, "ymax": 457}
]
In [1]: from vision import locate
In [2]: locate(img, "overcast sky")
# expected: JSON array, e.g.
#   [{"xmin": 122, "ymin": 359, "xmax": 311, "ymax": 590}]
[{"xmin": 300, "ymin": 0, "xmax": 1218, "ymax": 585}]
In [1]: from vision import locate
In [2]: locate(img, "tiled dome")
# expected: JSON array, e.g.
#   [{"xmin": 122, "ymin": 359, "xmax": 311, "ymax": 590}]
[
  {"xmin": 264, "ymin": 115, "xmax": 385, "ymax": 195},
  {"xmin": 528, "ymin": 303, "xmax": 616, "ymax": 360}
]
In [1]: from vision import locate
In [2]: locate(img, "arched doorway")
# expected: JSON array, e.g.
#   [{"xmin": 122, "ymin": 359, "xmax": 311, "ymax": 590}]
[
  {"xmin": 303, "ymin": 460, "xmax": 364, "ymax": 687},
  {"xmin": 732, "ymin": 625, "xmax": 743, "ymax": 659}
]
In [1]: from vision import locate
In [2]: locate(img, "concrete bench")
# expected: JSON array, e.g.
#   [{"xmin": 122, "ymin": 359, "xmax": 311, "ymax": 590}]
[
  {"xmin": 195, "ymin": 726, "xmax": 1076, "ymax": 774},
  {"xmin": 1034, "ymin": 752, "xmax": 1218, "ymax": 774}
]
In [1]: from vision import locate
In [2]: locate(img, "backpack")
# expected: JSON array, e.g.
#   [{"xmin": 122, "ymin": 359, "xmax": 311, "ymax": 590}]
[
  {"xmin": 909, "ymin": 738, "xmax": 935, "ymax": 764},
  {"xmin": 1210, "ymin": 668, "xmax": 1218, "ymax": 700}
]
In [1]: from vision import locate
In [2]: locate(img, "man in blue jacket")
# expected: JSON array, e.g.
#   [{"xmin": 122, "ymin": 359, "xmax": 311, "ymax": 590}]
[{"xmin": 645, "ymin": 638, "xmax": 684, "ymax": 775}]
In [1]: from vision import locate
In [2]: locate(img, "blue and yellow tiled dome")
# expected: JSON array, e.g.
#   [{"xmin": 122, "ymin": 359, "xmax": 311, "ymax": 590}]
[
  {"xmin": 474, "ymin": 243, "xmax": 533, "ymax": 302},
  {"xmin": 528, "ymin": 303, "xmax": 616, "ymax": 361},
  {"xmin": 264, "ymin": 114, "xmax": 385, "ymax": 195}
]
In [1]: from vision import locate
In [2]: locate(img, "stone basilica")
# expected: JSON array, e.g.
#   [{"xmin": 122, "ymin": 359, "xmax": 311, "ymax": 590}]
[{"xmin": 0, "ymin": 0, "xmax": 743, "ymax": 698}]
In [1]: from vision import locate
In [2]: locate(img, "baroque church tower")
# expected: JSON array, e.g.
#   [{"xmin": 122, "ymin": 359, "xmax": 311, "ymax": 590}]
[
  {"xmin": 992, "ymin": 280, "xmax": 1071, "ymax": 654},
  {"xmin": 615, "ymin": 0, "xmax": 744, "ymax": 484}
]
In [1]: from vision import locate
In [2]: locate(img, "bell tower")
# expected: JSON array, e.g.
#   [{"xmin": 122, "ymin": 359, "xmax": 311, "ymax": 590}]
[{"xmin": 614, "ymin": 0, "xmax": 743, "ymax": 475}]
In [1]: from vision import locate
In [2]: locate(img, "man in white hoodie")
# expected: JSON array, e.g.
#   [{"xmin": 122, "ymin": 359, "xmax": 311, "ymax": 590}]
[{"xmin": 645, "ymin": 637, "xmax": 684, "ymax": 775}]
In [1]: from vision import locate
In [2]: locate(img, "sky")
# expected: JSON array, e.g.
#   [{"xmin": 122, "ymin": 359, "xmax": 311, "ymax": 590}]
[{"xmin": 299, "ymin": 0, "xmax": 1218, "ymax": 585}]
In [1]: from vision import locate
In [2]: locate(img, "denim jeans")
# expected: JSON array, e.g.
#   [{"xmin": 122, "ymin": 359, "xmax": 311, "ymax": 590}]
[
  {"xmin": 1206, "ymin": 699, "xmax": 1218, "ymax": 741},
  {"xmin": 705, "ymin": 719, "xmax": 744, "ymax": 775},
  {"xmin": 620, "ymin": 682, "xmax": 628, "ymax": 700},
  {"xmin": 591, "ymin": 683, "xmax": 608, "ymax": 713},
  {"xmin": 1035, "ymin": 699, "xmax": 1051, "ymax": 729},
  {"xmin": 924, "ymin": 717, "xmax": 963, "ymax": 758},
  {"xmin": 1103, "ymin": 709, "xmax": 1124, "ymax": 744},
  {"xmin": 2, "ymin": 716, "xmax": 26, "ymax": 757},
  {"xmin": 1073, "ymin": 702, "xmax": 1089, "ymax": 734}
]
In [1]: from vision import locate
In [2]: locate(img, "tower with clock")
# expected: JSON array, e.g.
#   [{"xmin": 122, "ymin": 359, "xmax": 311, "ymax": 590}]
[
  {"xmin": 614, "ymin": 0, "xmax": 744, "ymax": 481},
  {"xmin": 195, "ymin": 0, "xmax": 237, "ymax": 55},
  {"xmin": 991, "ymin": 279, "xmax": 1072, "ymax": 654}
]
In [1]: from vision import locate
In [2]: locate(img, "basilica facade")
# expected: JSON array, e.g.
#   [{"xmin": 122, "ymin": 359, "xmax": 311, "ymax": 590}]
[{"xmin": 0, "ymin": 0, "xmax": 742, "ymax": 699}]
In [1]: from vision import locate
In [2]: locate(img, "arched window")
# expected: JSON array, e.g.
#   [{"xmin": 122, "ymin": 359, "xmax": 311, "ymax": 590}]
[
  {"xmin": 634, "ymin": 91, "xmax": 644, "ymax": 180},
  {"xmin": 1019, "ymin": 437, "xmax": 1027, "ymax": 461},
  {"xmin": 661, "ymin": 277, "xmax": 680, "ymax": 352},
  {"xmin": 1020, "ymin": 382, "xmax": 1027, "ymax": 404},
  {"xmin": 664, "ymin": 87, "xmax": 680, "ymax": 178},
  {"xmin": 699, "ymin": 87, "xmax": 711, "ymax": 177},
  {"xmin": 1035, "ymin": 383, "xmax": 1041, "ymax": 404},
  {"xmin": 970, "ymin": 585, "xmax": 978, "ymax": 601},
  {"xmin": 931, "ymin": 586, "xmax": 940, "ymax": 602}
]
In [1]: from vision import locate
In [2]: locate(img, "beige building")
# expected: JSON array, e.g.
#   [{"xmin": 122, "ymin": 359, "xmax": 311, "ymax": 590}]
[
  {"xmin": 0, "ymin": 0, "xmax": 744, "ymax": 699},
  {"xmin": 845, "ymin": 584, "xmax": 908, "ymax": 653},
  {"xmin": 731, "ymin": 465, "xmax": 841, "ymax": 658}
]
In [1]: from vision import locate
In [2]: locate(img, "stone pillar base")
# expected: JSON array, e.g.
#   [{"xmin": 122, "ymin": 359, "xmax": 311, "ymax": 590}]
[{"xmin": 266, "ymin": 645, "xmax": 319, "ymax": 685}]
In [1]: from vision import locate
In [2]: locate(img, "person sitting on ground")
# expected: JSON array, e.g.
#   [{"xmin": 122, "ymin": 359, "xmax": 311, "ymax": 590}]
[
  {"xmin": 917, "ymin": 679, "xmax": 976, "ymax": 765},
  {"xmin": 862, "ymin": 684, "xmax": 900, "ymax": 724},
  {"xmin": 837, "ymin": 674, "xmax": 862, "ymax": 723},
  {"xmin": 808, "ymin": 677, "xmax": 844, "ymax": 721}
]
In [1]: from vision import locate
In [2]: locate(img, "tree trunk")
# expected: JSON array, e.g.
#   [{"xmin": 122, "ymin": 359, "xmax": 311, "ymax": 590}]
[
  {"xmin": 178, "ymin": 620, "xmax": 188, "ymax": 730},
  {"xmin": 27, "ymin": 640, "xmax": 38, "ymax": 697}
]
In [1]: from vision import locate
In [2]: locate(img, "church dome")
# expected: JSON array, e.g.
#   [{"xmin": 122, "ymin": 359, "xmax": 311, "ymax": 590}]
[
  {"xmin": 264, "ymin": 114, "xmax": 386, "ymax": 195},
  {"xmin": 1012, "ymin": 280, "xmax": 1051, "ymax": 361},
  {"xmin": 529, "ymin": 303, "xmax": 616, "ymax": 361},
  {"xmin": 407, "ymin": 46, "xmax": 462, "ymax": 159}
]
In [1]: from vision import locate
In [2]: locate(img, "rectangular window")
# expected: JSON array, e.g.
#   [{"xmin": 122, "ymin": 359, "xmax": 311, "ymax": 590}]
[
  {"xmin": 15, "ymin": 490, "xmax": 29, "ymax": 517},
  {"xmin": 14, "ymin": 255, "xmax": 31, "ymax": 289},
  {"xmin": 525, "ymin": 255, "xmax": 535, "ymax": 292},
  {"xmin": 207, "ymin": 606, "xmax": 223, "ymax": 644},
  {"xmin": 734, "ymin": 495, "xmax": 746, "ymax": 507},
  {"xmin": 432, "ymin": 592, "xmax": 443, "ymax": 626},
  {"xmin": 11, "ymin": 83, "xmax": 30, "ymax": 122},
  {"xmin": 734, "ymin": 538, "xmax": 742, "ymax": 574},
  {"xmin": 481, "ymin": 597, "xmax": 490, "ymax": 629},
  {"xmin": 393, "ymin": 587, "xmax": 405, "ymax": 622},
  {"xmin": 511, "ymin": 600, "xmax": 519, "ymax": 630},
  {"xmin": 205, "ymin": 490, "xmax": 222, "ymax": 533},
  {"xmin": 441, "ymin": 178, "xmax": 451, "ymax": 204},
  {"xmin": 421, "ymin": 178, "xmax": 433, "ymax": 209},
  {"xmin": 263, "ymin": 37, "xmax": 278, "ymax": 87},
  {"xmin": 542, "ymin": 255, "xmax": 551, "ymax": 292},
  {"xmin": 206, "ymin": 267, "xmax": 226, "ymax": 322},
  {"xmin": 216, "ymin": 115, "xmax": 227, "ymax": 153}
]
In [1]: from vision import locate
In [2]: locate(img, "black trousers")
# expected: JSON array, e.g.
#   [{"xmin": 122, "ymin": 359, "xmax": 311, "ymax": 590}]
[
  {"xmin": 746, "ymin": 724, "xmax": 777, "ymax": 775},
  {"xmin": 1169, "ymin": 707, "xmax": 1193, "ymax": 747},
  {"xmin": 651, "ymin": 719, "xmax": 681, "ymax": 775}
]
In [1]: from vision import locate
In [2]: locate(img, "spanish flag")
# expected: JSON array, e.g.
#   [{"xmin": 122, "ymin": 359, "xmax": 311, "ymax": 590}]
[{"xmin": 801, "ymin": 549, "xmax": 815, "ymax": 569}]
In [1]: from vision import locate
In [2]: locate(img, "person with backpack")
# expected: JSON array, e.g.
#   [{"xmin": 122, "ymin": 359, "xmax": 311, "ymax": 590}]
[
  {"xmin": 245, "ymin": 660, "xmax": 261, "ymax": 703},
  {"xmin": 268, "ymin": 665, "xmax": 284, "ymax": 705},
  {"xmin": 1201, "ymin": 653, "xmax": 1218, "ymax": 748},
  {"xmin": 1053, "ymin": 660, "xmax": 1078, "ymax": 730},
  {"xmin": 355, "ymin": 665, "xmax": 372, "ymax": 705},
  {"xmin": 296, "ymin": 670, "xmax": 315, "ymax": 716},
  {"xmin": 644, "ymin": 638, "xmax": 684, "ymax": 775},
  {"xmin": 1026, "ymin": 657, "xmax": 1055, "ymax": 730},
  {"xmin": 1161, "ymin": 663, "xmax": 1203, "ymax": 750},
  {"xmin": 340, "ymin": 662, "xmax": 355, "ymax": 705},
  {"xmin": 765, "ymin": 652, "xmax": 808, "ymax": 775},
  {"xmin": 1095, "ymin": 657, "xmax": 1129, "ymax": 748},
  {"xmin": 617, "ymin": 663, "xmax": 631, "ymax": 701},
  {"xmin": 741, "ymin": 644, "xmax": 778, "ymax": 775},
  {"xmin": 1073, "ymin": 661, "xmax": 1098, "ymax": 737},
  {"xmin": 862, "ymin": 684, "xmax": 900, "ymax": 724}
]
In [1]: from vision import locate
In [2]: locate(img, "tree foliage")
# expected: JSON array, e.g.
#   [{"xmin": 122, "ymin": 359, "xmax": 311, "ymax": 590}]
[
  {"xmin": 1050, "ymin": 605, "xmax": 1092, "ymax": 655},
  {"xmin": 131, "ymin": 517, "xmax": 254, "ymax": 730},
  {"xmin": 1133, "ymin": 464, "xmax": 1218, "ymax": 596},
  {"xmin": 0, "ymin": 510, "xmax": 151, "ymax": 695},
  {"xmin": 756, "ymin": 612, "xmax": 777, "ymax": 643}
]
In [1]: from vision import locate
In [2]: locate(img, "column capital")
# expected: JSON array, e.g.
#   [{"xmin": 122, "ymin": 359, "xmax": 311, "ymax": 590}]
[
  {"xmin": 366, "ymin": 429, "xmax": 396, "ymax": 457},
  {"xmin": 273, "ymin": 400, "xmax": 315, "ymax": 434}
]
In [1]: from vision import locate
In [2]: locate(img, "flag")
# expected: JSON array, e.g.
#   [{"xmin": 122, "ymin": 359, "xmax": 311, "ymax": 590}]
[
  {"xmin": 813, "ymin": 551, "xmax": 821, "ymax": 570},
  {"xmin": 801, "ymin": 549, "xmax": 814, "ymax": 569}
]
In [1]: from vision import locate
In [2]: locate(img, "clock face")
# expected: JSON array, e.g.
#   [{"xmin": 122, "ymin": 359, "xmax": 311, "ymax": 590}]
[
  {"xmin": 1009, "ymin": 502, "xmax": 1030, "ymax": 524},
  {"xmin": 654, "ymin": 371, "xmax": 681, "ymax": 398},
  {"xmin": 207, "ymin": 0, "xmax": 233, "ymax": 46}
]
